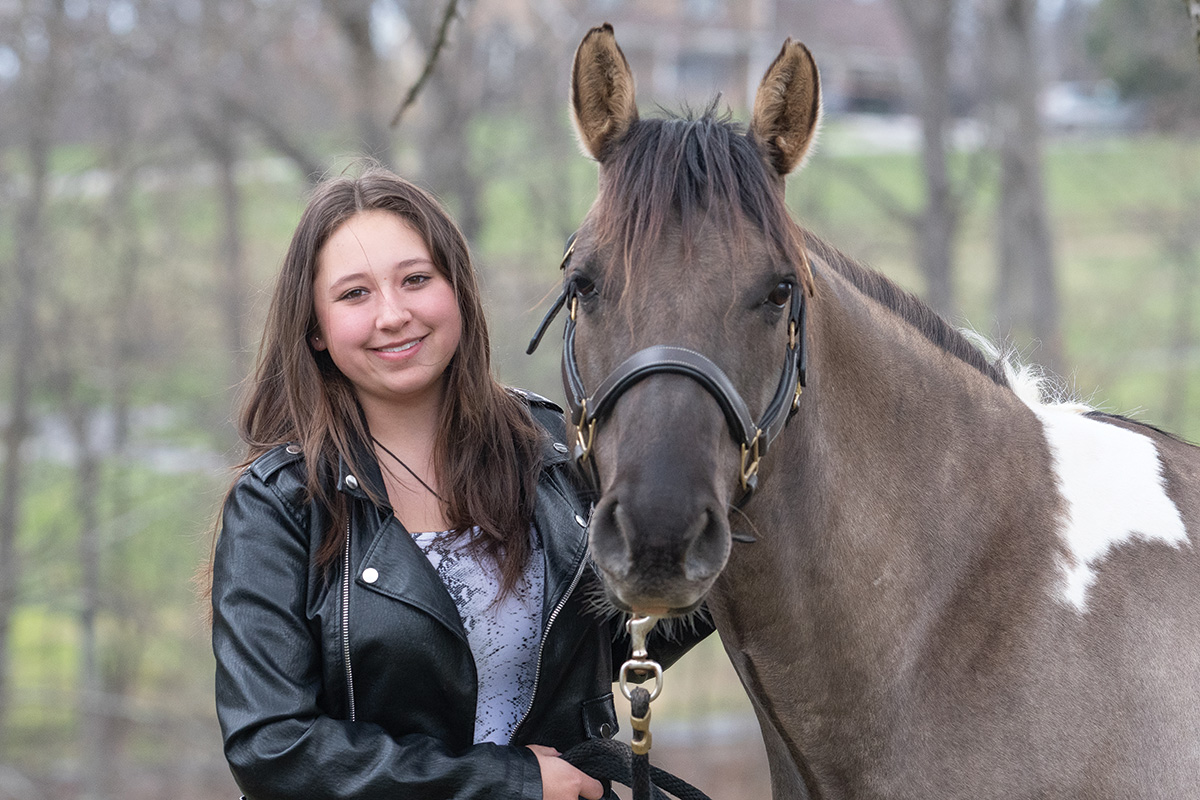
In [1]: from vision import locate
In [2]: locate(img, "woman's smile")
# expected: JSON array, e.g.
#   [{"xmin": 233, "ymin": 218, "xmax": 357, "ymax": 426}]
[{"xmin": 373, "ymin": 337, "xmax": 423, "ymax": 356}]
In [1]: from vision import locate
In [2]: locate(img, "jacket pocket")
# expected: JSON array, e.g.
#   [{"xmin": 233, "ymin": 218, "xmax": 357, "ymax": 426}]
[{"xmin": 581, "ymin": 692, "xmax": 618, "ymax": 740}]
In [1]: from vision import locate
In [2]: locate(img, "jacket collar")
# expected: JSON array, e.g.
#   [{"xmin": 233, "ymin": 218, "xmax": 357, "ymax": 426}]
[
  {"xmin": 336, "ymin": 433, "xmax": 389, "ymax": 506},
  {"xmin": 341, "ymin": 420, "xmax": 590, "ymax": 624},
  {"xmin": 337, "ymin": 425, "xmax": 572, "ymax": 506}
]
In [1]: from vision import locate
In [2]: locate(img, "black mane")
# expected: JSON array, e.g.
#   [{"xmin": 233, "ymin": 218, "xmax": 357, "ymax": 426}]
[
  {"xmin": 594, "ymin": 106, "xmax": 1009, "ymax": 389},
  {"xmin": 804, "ymin": 236, "xmax": 1010, "ymax": 388}
]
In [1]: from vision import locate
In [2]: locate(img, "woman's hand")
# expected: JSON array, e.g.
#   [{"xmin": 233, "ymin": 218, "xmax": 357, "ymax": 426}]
[{"xmin": 527, "ymin": 745, "xmax": 604, "ymax": 800}]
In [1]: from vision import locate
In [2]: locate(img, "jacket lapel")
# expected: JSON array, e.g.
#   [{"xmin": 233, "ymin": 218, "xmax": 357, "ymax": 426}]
[
  {"xmin": 341, "ymin": 426, "xmax": 590, "ymax": 640},
  {"xmin": 355, "ymin": 508, "xmax": 469, "ymax": 643},
  {"xmin": 534, "ymin": 451, "xmax": 592, "ymax": 624}
]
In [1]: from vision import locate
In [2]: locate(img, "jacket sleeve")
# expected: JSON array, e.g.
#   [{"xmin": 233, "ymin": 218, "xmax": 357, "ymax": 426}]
[{"xmin": 211, "ymin": 471, "xmax": 543, "ymax": 800}]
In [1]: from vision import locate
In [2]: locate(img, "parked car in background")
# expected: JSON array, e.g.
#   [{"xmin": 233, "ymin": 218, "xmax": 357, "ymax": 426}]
[{"xmin": 1041, "ymin": 80, "xmax": 1143, "ymax": 133}]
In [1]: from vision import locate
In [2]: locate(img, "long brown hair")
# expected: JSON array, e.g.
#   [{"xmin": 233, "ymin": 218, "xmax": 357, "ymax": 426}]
[{"xmin": 232, "ymin": 167, "xmax": 543, "ymax": 591}]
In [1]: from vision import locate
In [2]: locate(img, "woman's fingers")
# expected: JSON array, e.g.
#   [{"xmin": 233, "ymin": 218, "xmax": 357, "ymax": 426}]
[{"xmin": 528, "ymin": 745, "xmax": 605, "ymax": 800}]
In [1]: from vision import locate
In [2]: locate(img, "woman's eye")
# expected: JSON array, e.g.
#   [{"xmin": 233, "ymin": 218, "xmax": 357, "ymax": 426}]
[
  {"xmin": 339, "ymin": 287, "xmax": 367, "ymax": 301},
  {"xmin": 403, "ymin": 274, "xmax": 430, "ymax": 287},
  {"xmin": 766, "ymin": 282, "xmax": 792, "ymax": 308}
]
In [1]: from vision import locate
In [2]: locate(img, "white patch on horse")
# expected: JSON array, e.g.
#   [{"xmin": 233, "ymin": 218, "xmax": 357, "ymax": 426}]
[{"xmin": 1032, "ymin": 404, "xmax": 1188, "ymax": 612}]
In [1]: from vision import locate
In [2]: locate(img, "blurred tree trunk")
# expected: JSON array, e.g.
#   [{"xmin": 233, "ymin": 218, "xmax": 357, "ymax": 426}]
[
  {"xmin": 409, "ymin": 4, "xmax": 483, "ymax": 242},
  {"xmin": 0, "ymin": 0, "xmax": 66, "ymax": 736},
  {"xmin": 1163, "ymin": 233, "xmax": 1197, "ymax": 431},
  {"xmin": 980, "ymin": 0, "xmax": 1063, "ymax": 372},
  {"xmin": 1186, "ymin": 0, "xmax": 1200, "ymax": 65},
  {"xmin": 65, "ymin": 395, "xmax": 105, "ymax": 800},
  {"xmin": 216, "ymin": 123, "xmax": 250, "ymax": 389},
  {"xmin": 191, "ymin": 105, "xmax": 250, "ymax": 400},
  {"xmin": 88, "ymin": 85, "xmax": 145, "ymax": 795},
  {"xmin": 893, "ymin": 0, "xmax": 960, "ymax": 314},
  {"xmin": 1163, "ymin": 149, "xmax": 1199, "ymax": 430},
  {"xmin": 423, "ymin": 50, "xmax": 483, "ymax": 242},
  {"xmin": 324, "ymin": 0, "xmax": 395, "ymax": 167}
]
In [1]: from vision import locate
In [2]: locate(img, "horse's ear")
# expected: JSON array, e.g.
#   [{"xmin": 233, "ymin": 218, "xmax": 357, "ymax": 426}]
[
  {"xmin": 571, "ymin": 23, "xmax": 638, "ymax": 162},
  {"xmin": 750, "ymin": 40, "xmax": 821, "ymax": 177}
]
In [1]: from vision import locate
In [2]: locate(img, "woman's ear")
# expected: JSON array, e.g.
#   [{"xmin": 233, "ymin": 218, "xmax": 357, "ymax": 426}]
[{"xmin": 311, "ymin": 332, "xmax": 326, "ymax": 351}]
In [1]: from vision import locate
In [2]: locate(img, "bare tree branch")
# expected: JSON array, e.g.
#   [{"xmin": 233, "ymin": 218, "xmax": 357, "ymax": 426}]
[
  {"xmin": 949, "ymin": 147, "xmax": 996, "ymax": 227},
  {"xmin": 218, "ymin": 91, "xmax": 327, "ymax": 184},
  {"xmin": 390, "ymin": 0, "xmax": 461, "ymax": 128},
  {"xmin": 825, "ymin": 159, "xmax": 922, "ymax": 230}
]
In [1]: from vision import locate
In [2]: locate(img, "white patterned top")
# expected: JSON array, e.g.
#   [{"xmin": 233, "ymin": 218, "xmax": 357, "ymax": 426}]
[{"xmin": 411, "ymin": 526, "xmax": 545, "ymax": 745}]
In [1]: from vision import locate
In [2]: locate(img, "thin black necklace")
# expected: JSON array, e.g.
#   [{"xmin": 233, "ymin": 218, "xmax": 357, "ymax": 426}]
[{"xmin": 372, "ymin": 437, "xmax": 446, "ymax": 504}]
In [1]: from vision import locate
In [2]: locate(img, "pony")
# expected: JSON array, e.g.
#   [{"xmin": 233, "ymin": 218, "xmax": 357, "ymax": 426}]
[{"xmin": 541, "ymin": 23, "xmax": 1200, "ymax": 799}]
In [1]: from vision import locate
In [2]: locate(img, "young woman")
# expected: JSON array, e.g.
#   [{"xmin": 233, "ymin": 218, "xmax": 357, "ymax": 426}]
[{"xmin": 210, "ymin": 168, "xmax": 709, "ymax": 800}]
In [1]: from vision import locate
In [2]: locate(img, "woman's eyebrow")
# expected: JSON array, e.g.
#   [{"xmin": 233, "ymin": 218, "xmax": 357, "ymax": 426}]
[{"xmin": 327, "ymin": 271, "xmax": 370, "ymax": 293}]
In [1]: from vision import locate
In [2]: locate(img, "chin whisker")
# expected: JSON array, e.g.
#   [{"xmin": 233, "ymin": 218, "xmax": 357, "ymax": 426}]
[
  {"xmin": 581, "ymin": 572, "xmax": 625, "ymax": 620},
  {"xmin": 646, "ymin": 604, "xmax": 714, "ymax": 642}
]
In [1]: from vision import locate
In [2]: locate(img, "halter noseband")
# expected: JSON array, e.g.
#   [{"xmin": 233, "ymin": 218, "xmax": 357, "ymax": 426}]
[{"xmin": 527, "ymin": 236, "xmax": 809, "ymax": 507}]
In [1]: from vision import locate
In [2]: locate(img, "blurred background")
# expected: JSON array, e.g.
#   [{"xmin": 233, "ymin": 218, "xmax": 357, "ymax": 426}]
[{"xmin": 0, "ymin": 0, "xmax": 1197, "ymax": 797}]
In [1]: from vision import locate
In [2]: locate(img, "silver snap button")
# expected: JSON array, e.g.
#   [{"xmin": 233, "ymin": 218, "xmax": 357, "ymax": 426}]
[
  {"xmin": 345, "ymin": 475, "xmax": 359, "ymax": 490},
  {"xmin": 600, "ymin": 723, "xmax": 614, "ymax": 738},
  {"xmin": 553, "ymin": 442, "xmax": 568, "ymax": 454},
  {"xmin": 362, "ymin": 567, "xmax": 378, "ymax": 584},
  {"xmin": 286, "ymin": 444, "xmax": 301, "ymax": 455},
  {"xmin": 574, "ymin": 514, "xmax": 588, "ymax": 528}
]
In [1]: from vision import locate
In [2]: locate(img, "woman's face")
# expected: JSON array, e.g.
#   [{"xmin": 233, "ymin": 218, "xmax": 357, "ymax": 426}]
[{"xmin": 312, "ymin": 210, "xmax": 463, "ymax": 415}]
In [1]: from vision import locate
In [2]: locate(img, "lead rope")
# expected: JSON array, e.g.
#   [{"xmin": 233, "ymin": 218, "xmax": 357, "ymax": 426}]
[
  {"xmin": 623, "ymin": 615, "xmax": 663, "ymax": 800},
  {"xmin": 563, "ymin": 616, "xmax": 713, "ymax": 800}
]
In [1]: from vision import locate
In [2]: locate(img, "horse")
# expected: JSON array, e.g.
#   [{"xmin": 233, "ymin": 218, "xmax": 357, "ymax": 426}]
[{"xmin": 538, "ymin": 23, "xmax": 1200, "ymax": 799}]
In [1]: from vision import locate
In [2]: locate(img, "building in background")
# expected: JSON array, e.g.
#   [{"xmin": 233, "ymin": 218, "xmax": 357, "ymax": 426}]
[{"xmin": 577, "ymin": 0, "xmax": 913, "ymax": 113}]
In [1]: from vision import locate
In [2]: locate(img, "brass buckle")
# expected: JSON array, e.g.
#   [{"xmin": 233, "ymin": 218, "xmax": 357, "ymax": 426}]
[
  {"xmin": 791, "ymin": 378, "xmax": 803, "ymax": 412},
  {"xmin": 788, "ymin": 319, "xmax": 798, "ymax": 351},
  {"xmin": 740, "ymin": 430, "xmax": 762, "ymax": 491},
  {"xmin": 575, "ymin": 400, "xmax": 596, "ymax": 461},
  {"xmin": 629, "ymin": 703, "xmax": 653, "ymax": 755},
  {"xmin": 559, "ymin": 238, "xmax": 576, "ymax": 271}
]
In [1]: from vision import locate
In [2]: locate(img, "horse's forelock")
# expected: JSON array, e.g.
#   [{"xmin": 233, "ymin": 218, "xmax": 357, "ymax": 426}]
[{"xmin": 590, "ymin": 108, "xmax": 811, "ymax": 300}]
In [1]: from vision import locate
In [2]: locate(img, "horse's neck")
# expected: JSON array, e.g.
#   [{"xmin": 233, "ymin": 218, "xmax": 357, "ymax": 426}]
[{"xmin": 717, "ymin": 266, "xmax": 1058, "ymax": 714}]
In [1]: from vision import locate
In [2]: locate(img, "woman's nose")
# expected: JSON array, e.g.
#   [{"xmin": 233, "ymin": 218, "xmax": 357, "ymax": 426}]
[{"xmin": 376, "ymin": 291, "xmax": 411, "ymax": 329}]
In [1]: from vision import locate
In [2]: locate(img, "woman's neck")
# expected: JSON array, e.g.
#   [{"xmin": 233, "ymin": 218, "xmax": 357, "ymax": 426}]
[
  {"xmin": 359, "ymin": 381, "xmax": 446, "ymax": 454},
  {"xmin": 358, "ymin": 383, "xmax": 452, "ymax": 533}
]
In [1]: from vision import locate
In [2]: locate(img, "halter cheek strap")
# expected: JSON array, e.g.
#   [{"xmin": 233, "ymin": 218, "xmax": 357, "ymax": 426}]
[{"xmin": 526, "ymin": 237, "xmax": 809, "ymax": 506}]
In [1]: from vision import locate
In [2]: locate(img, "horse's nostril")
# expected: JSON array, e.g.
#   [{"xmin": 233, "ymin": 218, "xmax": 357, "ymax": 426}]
[
  {"xmin": 589, "ymin": 497, "xmax": 633, "ymax": 579},
  {"xmin": 683, "ymin": 508, "xmax": 731, "ymax": 582}
]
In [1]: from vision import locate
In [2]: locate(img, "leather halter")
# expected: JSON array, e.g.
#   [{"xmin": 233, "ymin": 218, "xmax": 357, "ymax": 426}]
[{"xmin": 527, "ymin": 236, "xmax": 809, "ymax": 506}]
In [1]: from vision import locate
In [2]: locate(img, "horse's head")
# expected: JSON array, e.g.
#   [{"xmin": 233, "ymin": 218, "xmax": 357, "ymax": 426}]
[{"xmin": 558, "ymin": 24, "xmax": 821, "ymax": 615}]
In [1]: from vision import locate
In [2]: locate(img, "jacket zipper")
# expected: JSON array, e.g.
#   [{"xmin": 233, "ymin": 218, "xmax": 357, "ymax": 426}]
[
  {"xmin": 509, "ymin": 550, "xmax": 588, "ymax": 743},
  {"xmin": 342, "ymin": 517, "xmax": 356, "ymax": 722}
]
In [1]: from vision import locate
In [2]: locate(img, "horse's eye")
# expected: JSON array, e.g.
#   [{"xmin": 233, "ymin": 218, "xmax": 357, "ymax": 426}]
[
  {"xmin": 575, "ymin": 276, "xmax": 598, "ymax": 298},
  {"xmin": 766, "ymin": 282, "xmax": 792, "ymax": 308}
]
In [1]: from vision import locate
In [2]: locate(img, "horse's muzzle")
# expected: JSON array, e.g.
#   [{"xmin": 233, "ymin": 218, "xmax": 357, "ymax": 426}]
[{"xmin": 588, "ymin": 488, "xmax": 731, "ymax": 615}]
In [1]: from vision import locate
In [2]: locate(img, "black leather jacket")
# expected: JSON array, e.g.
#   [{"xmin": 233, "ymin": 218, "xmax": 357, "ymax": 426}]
[{"xmin": 212, "ymin": 396, "xmax": 711, "ymax": 800}]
